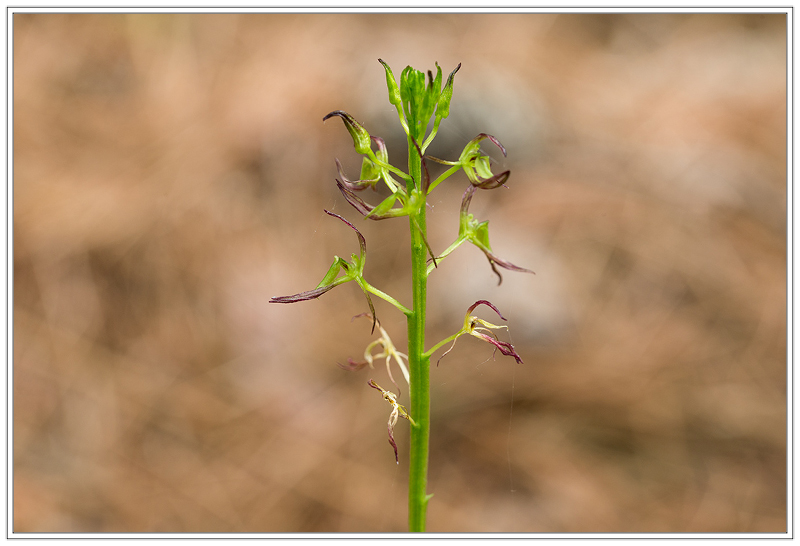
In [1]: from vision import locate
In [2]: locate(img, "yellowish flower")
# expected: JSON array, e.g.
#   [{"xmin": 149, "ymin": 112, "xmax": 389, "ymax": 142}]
[{"xmin": 368, "ymin": 379, "xmax": 416, "ymax": 464}]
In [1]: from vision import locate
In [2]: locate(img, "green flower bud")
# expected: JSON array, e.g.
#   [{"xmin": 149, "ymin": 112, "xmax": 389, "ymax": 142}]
[
  {"xmin": 323, "ymin": 110, "xmax": 372, "ymax": 155},
  {"xmin": 378, "ymin": 59, "xmax": 402, "ymax": 107},
  {"xmin": 435, "ymin": 63, "xmax": 461, "ymax": 121}
]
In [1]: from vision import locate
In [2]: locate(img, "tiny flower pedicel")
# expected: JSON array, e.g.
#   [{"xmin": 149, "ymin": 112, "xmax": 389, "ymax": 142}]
[{"xmin": 270, "ymin": 60, "xmax": 533, "ymax": 532}]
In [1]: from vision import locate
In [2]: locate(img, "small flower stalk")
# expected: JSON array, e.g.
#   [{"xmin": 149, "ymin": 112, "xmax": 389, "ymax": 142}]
[{"xmin": 270, "ymin": 59, "xmax": 533, "ymax": 532}]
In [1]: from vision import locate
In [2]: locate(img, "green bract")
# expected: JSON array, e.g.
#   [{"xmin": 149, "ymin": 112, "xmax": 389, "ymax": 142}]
[
  {"xmin": 379, "ymin": 58, "xmax": 402, "ymax": 107},
  {"xmin": 435, "ymin": 63, "xmax": 460, "ymax": 121}
]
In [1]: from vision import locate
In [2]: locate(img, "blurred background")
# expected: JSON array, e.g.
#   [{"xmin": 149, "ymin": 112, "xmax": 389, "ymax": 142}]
[{"xmin": 13, "ymin": 13, "xmax": 787, "ymax": 532}]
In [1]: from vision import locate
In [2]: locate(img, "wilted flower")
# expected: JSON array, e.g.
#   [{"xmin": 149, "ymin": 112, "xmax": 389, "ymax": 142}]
[
  {"xmin": 436, "ymin": 300, "xmax": 523, "ymax": 365},
  {"xmin": 338, "ymin": 314, "xmax": 410, "ymax": 395},
  {"xmin": 368, "ymin": 379, "xmax": 416, "ymax": 464}
]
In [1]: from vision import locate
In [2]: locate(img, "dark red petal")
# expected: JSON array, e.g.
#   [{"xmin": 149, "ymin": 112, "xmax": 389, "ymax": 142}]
[
  {"xmin": 336, "ymin": 180, "xmax": 396, "ymax": 221},
  {"xmin": 269, "ymin": 283, "xmax": 337, "ymax": 303},
  {"xmin": 324, "ymin": 208, "xmax": 366, "ymax": 257},
  {"xmin": 335, "ymin": 158, "xmax": 378, "ymax": 191},
  {"xmin": 479, "ymin": 249, "xmax": 535, "ymax": 286},
  {"xmin": 460, "ymin": 185, "xmax": 477, "ymax": 215},
  {"xmin": 363, "ymin": 289, "xmax": 377, "ymax": 334},
  {"xmin": 474, "ymin": 133, "xmax": 507, "ymax": 157},
  {"xmin": 337, "ymin": 358, "xmax": 370, "ymax": 372},
  {"xmin": 473, "ymin": 170, "xmax": 510, "ymax": 190},
  {"xmin": 486, "ymin": 250, "xmax": 535, "ymax": 275},
  {"xmin": 473, "ymin": 331, "xmax": 523, "ymax": 364},
  {"xmin": 466, "ymin": 300, "xmax": 508, "ymax": 320},
  {"xmin": 388, "ymin": 422, "xmax": 399, "ymax": 464}
]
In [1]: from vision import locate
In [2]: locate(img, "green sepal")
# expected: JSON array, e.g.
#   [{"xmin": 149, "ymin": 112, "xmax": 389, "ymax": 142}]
[
  {"xmin": 360, "ymin": 157, "xmax": 381, "ymax": 182},
  {"xmin": 323, "ymin": 110, "xmax": 372, "ymax": 156},
  {"xmin": 368, "ymin": 192, "xmax": 401, "ymax": 218},
  {"xmin": 400, "ymin": 66, "xmax": 426, "ymax": 138},
  {"xmin": 459, "ymin": 212, "xmax": 493, "ymax": 253},
  {"xmin": 435, "ymin": 63, "xmax": 460, "ymax": 121},
  {"xmin": 379, "ymin": 58, "xmax": 402, "ymax": 107},
  {"xmin": 316, "ymin": 256, "xmax": 348, "ymax": 288},
  {"xmin": 420, "ymin": 64, "xmax": 442, "ymax": 128},
  {"xmin": 472, "ymin": 220, "xmax": 493, "ymax": 252},
  {"xmin": 474, "ymin": 156, "xmax": 494, "ymax": 180}
]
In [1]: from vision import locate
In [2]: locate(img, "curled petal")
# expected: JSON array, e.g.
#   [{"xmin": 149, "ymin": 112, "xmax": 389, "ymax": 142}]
[
  {"xmin": 472, "ymin": 331, "xmax": 524, "ymax": 364},
  {"xmin": 323, "ymin": 209, "xmax": 366, "ymax": 258},
  {"xmin": 467, "ymin": 133, "xmax": 507, "ymax": 158},
  {"xmin": 337, "ymin": 358, "xmax": 370, "ymax": 372},
  {"xmin": 471, "ymin": 331, "xmax": 523, "ymax": 364},
  {"xmin": 483, "ymin": 249, "xmax": 536, "ymax": 286},
  {"xmin": 335, "ymin": 158, "xmax": 379, "ymax": 191},
  {"xmin": 466, "ymin": 300, "xmax": 508, "ymax": 320},
  {"xmin": 460, "ymin": 185, "xmax": 477, "ymax": 215},
  {"xmin": 269, "ymin": 283, "xmax": 337, "ymax": 304},
  {"xmin": 372, "ymin": 136, "xmax": 389, "ymax": 163},
  {"xmin": 473, "ymin": 170, "xmax": 510, "ymax": 190},
  {"xmin": 337, "ymin": 180, "xmax": 376, "ymax": 217},
  {"xmin": 351, "ymin": 311, "xmax": 376, "ymax": 324},
  {"xmin": 336, "ymin": 180, "xmax": 400, "ymax": 221},
  {"xmin": 387, "ymin": 413, "xmax": 400, "ymax": 464}
]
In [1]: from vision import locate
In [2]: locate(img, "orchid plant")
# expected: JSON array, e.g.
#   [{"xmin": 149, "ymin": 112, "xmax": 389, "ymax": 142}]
[{"xmin": 270, "ymin": 60, "xmax": 533, "ymax": 532}]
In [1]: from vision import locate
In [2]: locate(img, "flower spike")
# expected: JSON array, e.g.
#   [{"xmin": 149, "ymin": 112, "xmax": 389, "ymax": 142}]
[{"xmin": 368, "ymin": 379, "xmax": 415, "ymax": 463}]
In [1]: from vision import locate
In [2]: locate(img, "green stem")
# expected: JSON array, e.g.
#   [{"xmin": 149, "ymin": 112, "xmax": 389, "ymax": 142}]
[
  {"xmin": 427, "ymin": 164, "xmax": 461, "ymax": 194},
  {"xmin": 419, "ymin": 116, "xmax": 441, "ymax": 155},
  {"xmin": 407, "ymin": 134, "xmax": 431, "ymax": 532},
  {"xmin": 425, "ymin": 237, "xmax": 466, "ymax": 277},
  {"xmin": 362, "ymin": 281, "xmax": 412, "ymax": 316},
  {"xmin": 423, "ymin": 332, "xmax": 461, "ymax": 360}
]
